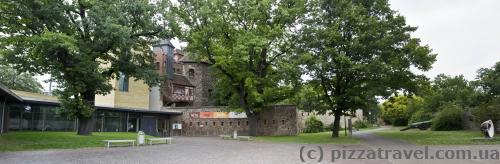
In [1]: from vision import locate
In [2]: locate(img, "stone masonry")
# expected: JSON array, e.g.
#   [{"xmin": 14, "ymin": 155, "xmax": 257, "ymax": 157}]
[{"xmin": 168, "ymin": 105, "xmax": 299, "ymax": 136}]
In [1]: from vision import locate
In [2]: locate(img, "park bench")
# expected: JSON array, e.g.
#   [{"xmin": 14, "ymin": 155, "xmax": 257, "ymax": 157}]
[
  {"xmin": 146, "ymin": 137, "xmax": 172, "ymax": 145},
  {"xmin": 237, "ymin": 136, "xmax": 253, "ymax": 141},
  {"xmin": 103, "ymin": 140, "xmax": 135, "ymax": 148},
  {"xmin": 219, "ymin": 135, "xmax": 232, "ymax": 140}
]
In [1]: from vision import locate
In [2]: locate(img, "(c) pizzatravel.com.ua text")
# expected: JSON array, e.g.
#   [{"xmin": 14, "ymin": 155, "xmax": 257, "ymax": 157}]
[{"xmin": 299, "ymin": 146, "xmax": 500, "ymax": 162}]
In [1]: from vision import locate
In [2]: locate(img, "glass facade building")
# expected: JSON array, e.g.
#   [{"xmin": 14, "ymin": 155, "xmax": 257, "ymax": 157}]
[{"xmin": 0, "ymin": 87, "xmax": 180, "ymax": 136}]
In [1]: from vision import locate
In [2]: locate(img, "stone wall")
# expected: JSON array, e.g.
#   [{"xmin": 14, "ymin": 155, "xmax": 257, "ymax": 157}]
[
  {"xmin": 168, "ymin": 105, "xmax": 298, "ymax": 136},
  {"xmin": 183, "ymin": 62, "xmax": 215, "ymax": 107},
  {"xmin": 297, "ymin": 109, "xmax": 364, "ymax": 132}
]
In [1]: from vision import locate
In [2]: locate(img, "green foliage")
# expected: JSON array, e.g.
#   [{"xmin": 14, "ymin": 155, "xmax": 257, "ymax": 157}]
[
  {"xmin": 0, "ymin": 0, "xmax": 168, "ymax": 134},
  {"xmin": 476, "ymin": 62, "xmax": 500, "ymax": 100},
  {"xmin": 353, "ymin": 120, "xmax": 370, "ymax": 129},
  {"xmin": 297, "ymin": 0, "xmax": 436, "ymax": 137},
  {"xmin": 380, "ymin": 96, "xmax": 421, "ymax": 126},
  {"xmin": 431, "ymin": 103, "xmax": 464, "ymax": 131},
  {"xmin": 473, "ymin": 98, "xmax": 500, "ymax": 133},
  {"xmin": 170, "ymin": 0, "xmax": 306, "ymax": 136},
  {"xmin": 304, "ymin": 116, "xmax": 324, "ymax": 133},
  {"xmin": 409, "ymin": 110, "xmax": 433, "ymax": 124},
  {"xmin": 0, "ymin": 65, "xmax": 43, "ymax": 93}
]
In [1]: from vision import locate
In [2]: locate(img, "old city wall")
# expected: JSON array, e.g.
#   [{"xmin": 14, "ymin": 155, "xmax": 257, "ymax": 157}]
[{"xmin": 168, "ymin": 105, "xmax": 299, "ymax": 136}]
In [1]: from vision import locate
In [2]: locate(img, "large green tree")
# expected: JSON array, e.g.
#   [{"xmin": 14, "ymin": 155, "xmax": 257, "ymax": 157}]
[
  {"xmin": 298, "ymin": 0, "xmax": 436, "ymax": 137},
  {"xmin": 170, "ymin": 0, "xmax": 305, "ymax": 136},
  {"xmin": 0, "ymin": 65, "xmax": 43, "ymax": 93},
  {"xmin": 0, "ymin": 0, "xmax": 169, "ymax": 135}
]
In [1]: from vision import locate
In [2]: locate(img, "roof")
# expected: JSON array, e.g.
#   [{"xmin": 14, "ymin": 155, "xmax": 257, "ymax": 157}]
[
  {"xmin": 172, "ymin": 74, "xmax": 194, "ymax": 87},
  {"xmin": 12, "ymin": 90, "xmax": 59, "ymax": 105},
  {"xmin": 155, "ymin": 40, "xmax": 174, "ymax": 48},
  {"xmin": 8, "ymin": 89, "xmax": 181, "ymax": 115},
  {"xmin": 0, "ymin": 84, "xmax": 23, "ymax": 102},
  {"xmin": 180, "ymin": 55, "xmax": 212, "ymax": 65}
]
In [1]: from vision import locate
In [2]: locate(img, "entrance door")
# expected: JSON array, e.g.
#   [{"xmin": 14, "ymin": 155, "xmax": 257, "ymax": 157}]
[{"xmin": 140, "ymin": 116, "xmax": 157, "ymax": 136}]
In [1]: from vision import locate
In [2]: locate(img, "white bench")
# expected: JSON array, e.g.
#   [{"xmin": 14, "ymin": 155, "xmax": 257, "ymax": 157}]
[
  {"xmin": 103, "ymin": 140, "xmax": 135, "ymax": 148},
  {"xmin": 146, "ymin": 138, "xmax": 172, "ymax": 145},
  {"xmin": 237, "ymin": 136, "xmax": 253, "ymax": 141}
]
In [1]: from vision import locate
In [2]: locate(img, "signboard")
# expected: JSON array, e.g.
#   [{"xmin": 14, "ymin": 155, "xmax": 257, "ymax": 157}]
[
  {"xmin": 189, "ymin": 112, "xmax": 247, "ymax": 118},
  {"xmin": 172, "ymin": 123, "xmax": 182, "ymax": 130}
]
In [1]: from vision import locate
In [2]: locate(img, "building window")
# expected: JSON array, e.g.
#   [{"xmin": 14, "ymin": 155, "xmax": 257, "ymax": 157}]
[
  {"xmin": 221, "ymin": 122, "xmax": 224, "ymax": 126},
  {"xmin": 272, "ymin": 120, "xmax": 276, "ymax": 124},
  {"xmin": 282, "ymin": 120, "xmax": 285, "ymax": 125},
  {"xmin": 237, "ymin": 121, "xmax": 241, "ymax": 126},
  {"xmin": 188, "ymin": 69, "xmax": 195, "ymax": 77},
  {"xmin": 213, "ymin": 122, "xmax": 216, "ymax": 126},
  {"xmin": 264, "ymin": 120, "xmax": 267, "ymax": 125},
  {"xmin": 197, "ymin": 122, "xmax": 201, "ymax": 126},
  {"xmin": 188, "ymin": 88, "xmax": 193, "ymax": 96},
  {"xmin": 205, "ymin": 122, "xmax": 208, "ymax": 126},
  {"xmin": 246, "ymin": 121, "xmax": 248, "ymax": 126},
  {"xmin": 229, "ymin": 122, "xmax": 233, "ymax": 126},
  {"xmin": 118, "ymin": 72, "xmax": 129, "ymax": 92},
  {"xmin": 155, "ymin": 62, "xmax": 160, "ymax": 70}
]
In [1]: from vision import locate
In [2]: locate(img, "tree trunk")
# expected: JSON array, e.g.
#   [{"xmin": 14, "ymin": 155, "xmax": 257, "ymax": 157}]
[
  {"xmin": 247, "ymin": 113, "xmax": 260, "ymax": 136},
  {"xmin": 331, "ymin": 111, "xmax": 341, "ymax": 138},
  {"xmin": 77, "ymin": 90, "xmax": 96, "ymax": 135},
  {"xmin": 77, "ymin": 116, "xmax": 93, "ymax": 135}
]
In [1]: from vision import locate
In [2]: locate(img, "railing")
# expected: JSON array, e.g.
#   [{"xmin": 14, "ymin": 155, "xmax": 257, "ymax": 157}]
[{"xmin": 164, "ymin": 94, "xmax": 194, "ymax": 102}]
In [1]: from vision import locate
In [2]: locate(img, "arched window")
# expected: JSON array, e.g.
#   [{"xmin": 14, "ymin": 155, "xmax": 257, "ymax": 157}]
[{"xmin": 188, "ymin": 69, "xmax": 195, "ymax": 77}]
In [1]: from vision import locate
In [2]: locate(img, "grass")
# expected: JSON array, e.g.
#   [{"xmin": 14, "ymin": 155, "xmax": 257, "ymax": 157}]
[
  {"xmin": 254, "ymin": 131, "xmax": 360, "ymax": 144},
  {"xmin": 0, "ymin": 131, "xmax": 155, "ymax": 151},
  {"xmin": 374, "ymin": 127, "xmax": 500, "ymax": 145}
]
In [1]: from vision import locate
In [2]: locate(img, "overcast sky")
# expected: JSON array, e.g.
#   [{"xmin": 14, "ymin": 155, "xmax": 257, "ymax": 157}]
[
  {"xmin": 37, "ymin": 1, "xmax": 500, "ymax": 91},
  {"xmin": 389, "ymin": 0, "xmax": 500, "ymax": 80}
]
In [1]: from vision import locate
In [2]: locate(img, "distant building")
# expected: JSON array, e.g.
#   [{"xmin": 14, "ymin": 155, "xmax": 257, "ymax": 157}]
[{"xmin": 152, "ymin": 40, "xmax": 215, "ymax": 107}]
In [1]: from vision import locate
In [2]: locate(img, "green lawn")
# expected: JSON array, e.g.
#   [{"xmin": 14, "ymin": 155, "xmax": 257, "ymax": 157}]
[
  {"xmin": 254, "ymin": 131, "xmax": 360, "ymax": 144},
  {"xmin": 0, "ymin": 131, "xmax": 155, "ymax": 151},
  {"xmin": 375, "ymin": 127, "xmax": 500, "ymax": 145}
]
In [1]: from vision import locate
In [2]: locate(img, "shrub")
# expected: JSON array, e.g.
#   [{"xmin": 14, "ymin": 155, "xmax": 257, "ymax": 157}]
[
  {"xmin": 431, "ymin": 104, "xmax": 464, "ymax": 131},
  {"xmin": 473, "ymin": 99, "xmax": 500, "ymax": 134},
  {"xmin": 353, "ymin": 120, "xmax": 370, "ymax": 129},
  {"xmin": 409, "ymin": 110, "xmax": 433, "ymax": 124},
  {"xmin": 392, "ymin": 117, "xmax": 409, "ymax": 126},
  {"xmin": 304, "ymin": 116, "xmax": 324, "ymax": 133},
  {"xmin": 380, "ymin": 96, "xmax": 414, "ymax": 126}
]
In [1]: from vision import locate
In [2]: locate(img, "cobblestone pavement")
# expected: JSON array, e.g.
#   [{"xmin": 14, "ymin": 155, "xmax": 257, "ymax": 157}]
[{"xmin": 0, "ymin": 136, "xmax": 498, "ymax": 164}]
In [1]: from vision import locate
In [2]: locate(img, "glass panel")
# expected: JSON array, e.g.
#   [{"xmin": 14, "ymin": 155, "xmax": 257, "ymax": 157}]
[
  {"xmin": 104, "ymin": 111, "xmax": 121, "ymax": 132},
  {"xmin": 8, "ymin": 105, "xmax": 22, "ymax": 130},
  {"xmin": 43, "ymin": 106, "xmax": 74, "ymax": 131}
]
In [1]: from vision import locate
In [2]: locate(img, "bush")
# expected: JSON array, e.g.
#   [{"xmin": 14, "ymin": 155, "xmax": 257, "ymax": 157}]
[
  {"xmin": 392, "ymin": 117, "xmax": 409, "ymax": 126},
  {"xmin": 353, "ymin": 120, "xmax": 370, "ymax": 129},
  {"xmin": 380, "ymin": 96, "xmax": 414, "ymax": 126},
  {"xmin": 431, "ymin": 104, "xmax": 464, "ymax": 131},
  {"xmin": 473, "ymin": 99, "xmax": 500, "ymax": 134},
  {"xmin": 409, "ymin": 110, "xmax": 433, "ymax": 124},
  {"xmin": 304, "ymin": 116, "xmax": 324, "ymax": 133}
]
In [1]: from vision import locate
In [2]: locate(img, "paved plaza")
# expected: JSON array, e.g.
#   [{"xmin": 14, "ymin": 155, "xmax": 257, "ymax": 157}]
[{"xmin": 0, "ymin": 131, "xmax": 499, "ymax": 164}]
